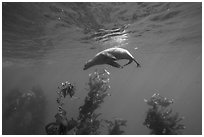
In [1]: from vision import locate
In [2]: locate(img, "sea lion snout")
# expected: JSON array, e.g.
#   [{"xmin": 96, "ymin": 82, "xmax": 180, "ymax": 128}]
[
  {"xmin": 83, "ymin": 60, "xmax": 92, "ymax": 70},
  {"xmin": 83, "ymin": 66, "xmax": 87, "ymax": 70},
  {"xmin": 83, "ymin": 63, "xmax": 88, "ymax": 70}
]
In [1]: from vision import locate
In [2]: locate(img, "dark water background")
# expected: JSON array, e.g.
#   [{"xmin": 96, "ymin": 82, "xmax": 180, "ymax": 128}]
[{"xmin": 2, "ymin": 2, "xmax": 202, "ymax": 134}]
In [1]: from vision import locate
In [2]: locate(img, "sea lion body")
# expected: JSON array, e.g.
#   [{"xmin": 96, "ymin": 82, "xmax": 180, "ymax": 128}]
[{"xmin": 83, "ymin": 47, "xmax": 140, "ymax": 70}]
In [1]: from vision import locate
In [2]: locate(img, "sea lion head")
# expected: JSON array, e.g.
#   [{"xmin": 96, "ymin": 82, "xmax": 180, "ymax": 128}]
[{"xmin": 83, "ymin": 59, "xmax": 93, "ymax": 70}]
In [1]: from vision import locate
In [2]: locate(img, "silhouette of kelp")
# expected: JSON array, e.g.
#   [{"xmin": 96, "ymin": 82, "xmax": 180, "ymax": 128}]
[
  {"xmin": 3, "ymin": 86, "xmax": 47, "ymax": 135},
  {"xmin": 143, "ymin": 93, "xmax": 185, "ymax": 135},
  {"xmin": 45, "ymin": 69, "xmax": 126, "ymax": 135}
]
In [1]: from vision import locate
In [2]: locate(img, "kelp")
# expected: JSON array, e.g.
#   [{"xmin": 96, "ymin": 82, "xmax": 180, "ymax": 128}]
[
  {"xmin": 105, "ymin": 118, "xmax": 127, "ymax": 135},
  {"xmin": 45, "ymin": 69, "xmax": 120, "ymax": 135},
  {"xmin": 45, "ymin": 71, "xmax": 186, "ymax": 135},
  {"xmin": 143, "ymin": 93, "xmax": 185, "ymax": 135},
  {"xmin": 76, "ymin": 69, "xmax": 111, "ymax": 135},
  {"xmin": 45, "ymin": 81, "xmax": 77, "ymax": 135}
]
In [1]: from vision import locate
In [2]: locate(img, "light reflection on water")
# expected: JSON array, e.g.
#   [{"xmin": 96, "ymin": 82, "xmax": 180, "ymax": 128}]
[{"xmin": 98, "ymin": 30, "xmax": 129, "ymax": 49}]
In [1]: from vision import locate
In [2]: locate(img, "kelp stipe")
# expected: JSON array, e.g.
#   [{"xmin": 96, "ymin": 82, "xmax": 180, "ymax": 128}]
[
  {"xmin": 76, "ymin": 69, "xmax": 111, "ymax": 135},
  {"xmin": 45, "ymin": 69, "xmax": 112, "ymax": 135},
  {"xmin": 45, "ymin": 82, "xmax": 77, "ymax": 135},
  {"xmin": 143, "ymin": 93, "xmax": 185, "ymax": 135},
  {"xmin": 105, "ymin": 118, "xmax": 127, "ymax": 135}
]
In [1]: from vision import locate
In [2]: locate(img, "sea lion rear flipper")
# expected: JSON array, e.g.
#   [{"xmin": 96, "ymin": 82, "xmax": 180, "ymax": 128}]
[
  {"xmin": 123, "ymin": 60, "xmax": 133, "ymax": 67},
  {"xmin": 123, "ymin": 59, "xmax": 141, "ymax": 68},
  {"xmin": 133, "ymin": 59, "xmax": 141, "ymax": 67}
]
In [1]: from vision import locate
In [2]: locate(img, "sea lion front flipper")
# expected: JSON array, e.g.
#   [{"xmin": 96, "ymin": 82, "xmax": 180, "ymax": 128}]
[
  {"xmin": 101, "ymin": 52, "xmax": 117, "ymax": 60},
  {"xmin": 107, "ymin": 60, "xmax": 123, "ymax": 68}
]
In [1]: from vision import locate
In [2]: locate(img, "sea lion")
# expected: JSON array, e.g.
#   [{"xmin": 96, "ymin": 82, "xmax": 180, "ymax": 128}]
[{"xmin": 83, "ymin": 47, "xmax": 141, "ymax": 70}]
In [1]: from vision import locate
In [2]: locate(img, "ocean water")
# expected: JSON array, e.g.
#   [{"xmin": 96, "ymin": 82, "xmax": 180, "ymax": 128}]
[{"xmin": 2, "ymin": 2, "xmax": 202, "ymax": 135}]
